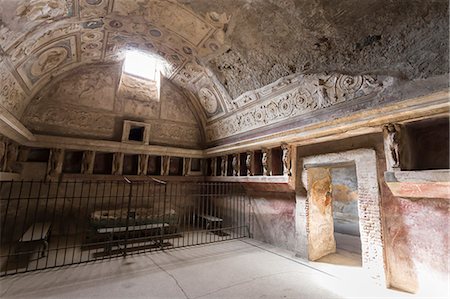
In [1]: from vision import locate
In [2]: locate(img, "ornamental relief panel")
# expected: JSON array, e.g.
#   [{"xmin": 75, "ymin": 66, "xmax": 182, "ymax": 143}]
[
  {"xmin": 0, "ymin": 62, "xmax": 28, "ymax": 117},
  {"xmin": 35, "ymin": 64, "xmax": 117, "ymax": 111},
  {"xmin": 206, "ymin": 74, "xmax": 392, "ymax": 141},
  {"xmin": 111, "ymin": 0, "xmax": 213, "ymax": 46},
  {"xmin": 17, "ymin": 36, "xmax": 77, "ymax": 89},
  {"xmin": 23, "ymin": 104, "xmax": 115, "ymax": 138}
]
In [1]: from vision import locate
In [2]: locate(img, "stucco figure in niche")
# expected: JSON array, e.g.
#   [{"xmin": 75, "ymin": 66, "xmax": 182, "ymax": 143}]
[
  {"xmin": 232, "ymin": 154, "xmax": 239, "ymax": 176},
  {"xmin": 262, "ymin": 148, "xmax": 272, "ymax": 176},
  {"xmin": 281, "ymin": 143, "xmax": 292, "ymax": 176},
  {"xmin": 0, "ymin": 137, "xmax": 6, "ymax": 171},
  {"xmin": 210, "ymin": 157, "xmax": 217, "ymax": 176},
  {"xmin": 112, "ymin": 152, "xmax": 124, "ymax": 175},
  {"xmin": 246, "ymin": 151, "xmax": 253, "ymax": 176},
  {"xmin": 221, "ymin": 155, "xmax": 227, "ymax": 176},
  {"xmin": 17, "ymin": 147, "xmax": 30, "ymax": 162},
  {"xmin": 81, "ymin": 150, "xmax": 95, "ymax": 174},
  {"xmin": 161, "ymin": 156, "xmax": 170, "ymax": 176},
  {"xmin": 138, "ymin": 154, "xmax": 149, "ymax": 176},
  {"xmin": 183, "ymin": 158, "xmax": 191, "ymax": 176},
  {"xmin": 47, "ymin": 148, "xmax": 64, "ymax": 181},
  {"xmin": 4, "ymin": 142, "xmax": 19, "ymax": 173},
  {"xmin": 384, "ymin": 123, "xmax": 401, "ymax": 170}
]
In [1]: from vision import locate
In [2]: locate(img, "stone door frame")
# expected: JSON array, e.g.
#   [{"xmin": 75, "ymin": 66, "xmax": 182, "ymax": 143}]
[{"xmin": 301, "ymin": 149, "xmax": 387, "ymax": 286}]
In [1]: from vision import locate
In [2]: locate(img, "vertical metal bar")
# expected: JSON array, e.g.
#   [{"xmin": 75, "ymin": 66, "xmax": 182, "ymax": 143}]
[
  {"xmin": 123, "ymin": 177, "xmax": 132, "ymax": 257},
  {"xmin": 6, "ymin": 180, "xmax": 24, "ymax": 274},
  {"xmin": 88, "ymin": 181, "xmax": 99, "ymax": 261},
  {"xmin": 81, "ymin": 180, "xmax": 92, "ymax": 263},
  {"xmin": 30, "ymin": 181, "xmax": 44, "ymax": 271},
  {"xmin": 40, "ymin": 180, "xmax": 53, "ymax": 270},
  {"xmin": 1, "ymin": 181, "xmax": 13, "ymax": 276},
  {"xmin": 63, "ymin": 181, "xmax": 76, "ymax": 266},
  {"xmin": 16, "ymin": 180, "xmax": 31, "ymax": 273},
  {"xmin": 54, "ymin": 181, "xmax": 67, "ymax": 266},
  {"xmin": 71, "ymin": 181, "xmax": 83, "ymax": 264}
]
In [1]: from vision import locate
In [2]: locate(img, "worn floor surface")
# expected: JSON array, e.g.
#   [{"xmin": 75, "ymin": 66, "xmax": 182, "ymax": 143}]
[{"xmin": 0, "ymin": 239, "xmax": 444, "ymax": 298}]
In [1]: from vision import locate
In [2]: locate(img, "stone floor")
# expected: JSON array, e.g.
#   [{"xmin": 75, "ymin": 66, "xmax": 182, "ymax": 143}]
[{"xmin": 0, "ymin": 239, "xmax": 443, "ymax": 299}]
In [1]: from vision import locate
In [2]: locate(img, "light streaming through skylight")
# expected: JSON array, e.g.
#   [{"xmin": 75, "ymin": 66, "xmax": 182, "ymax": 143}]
[{"xmin": 123, "ymin": 51, "xmax": 161, "ymax": 81}]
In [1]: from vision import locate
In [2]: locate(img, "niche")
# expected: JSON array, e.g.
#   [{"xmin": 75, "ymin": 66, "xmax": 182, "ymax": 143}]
[
  {"xmin": 169, "ymin": 157, "xmax": 183, "ymax": 176},
  {"xmin": 401, "ymin": 117, "xmax": 449, "ymax": 170},
  {"xmin": 253, "ymin": 150, "xmax": 263, "ymax": 175},
  {"xmin": 27, "ymin": 148, "xmax": 50, "ymax": 162},
  {"xmin": 121, "ymin": 120, "xmax": 150, "ymax": 144},
  {"xmin": 62, "ymin": 151, "xmax": 83, "ymax": 173},
  {"xmin": 128, "ymin": 126, "xmax": 145, "ymax": 142},
  {"xmin": 271, "ymin": 147, "xmax": 283, "ymax": 175},
  {"xmin": 227, "ymin": 155, "xmax": 233, "ymax": 176},
  {"xmin": 239, "ymin": 153, "xmax": 247, "ymax": 176},
  {"xmin": 216, "ymin": 158, "xmax": 222, "ymax": 176},
  {"xmin": 147, "ymin": 156, "xmax": 161, "ymax": 175},
  {"xmin": 123, "ymin": 154, "xmax": 139, "ymax": 175},
  {"xmin": 93, "ymin": 153, "xmax": 113, "ymax": 174},
  {"xmin": 191, "ymin": 158, "xmax": 201, "ymax": 172}
]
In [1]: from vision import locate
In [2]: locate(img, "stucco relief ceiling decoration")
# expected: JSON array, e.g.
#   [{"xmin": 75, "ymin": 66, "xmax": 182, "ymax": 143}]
[
  {"xmin": 0, "ymin": 0, "xmax": 231, "ymax": 122},
  {"xmin": 206, "ymin": 73, "xmax": 395, "ymax": 141}
]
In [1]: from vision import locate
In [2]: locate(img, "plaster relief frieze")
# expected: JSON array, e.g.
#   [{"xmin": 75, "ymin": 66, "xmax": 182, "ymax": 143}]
[
  {"xmin": 160, "ymin": 80, "xmax": 198, "ymax": 125},
  {"xmin": 104, "ymin": 32, "xmax": 183, "ymax": 74},
  {"xmin": 17, "ymin": 36, "xmax": 77, "ymax": 89},
  {"xmin": 112, "ymin": 0, "xmax": 213, "ymax": 46},
  {"xmin": 0, "ymin": 0, "xmax": 75, "ymax": 49},
  {"xmin": 118, "ymin": 73, "xmax": 159, "ymax": 103},
  {"xmin": 23, "ymin": 104, "xmax": 115, "ymax": 138},
  {"xmin": 81, "ymin": 27, "xmax": 105, "ymax": 61},
  {"xmin": 8, "ymin": 23, "xmax": 81, "ymax": 65},
  {"xmin": 148, "ymin": 121, "xmax": 202, "ymax": 148},
  {"xmin": 206, "ymin": 74, "xmax": 391, "ymax": 141},
  {"xmin": 0, "ymin": 62, "xmax": 28, "ymax": 117},
  {"xmin": 16, "ymin": 0, "xmax": 73, "ymax": 22},
  {"xmin": 79, "ymin": 0, "xmax": 109, "ymax": 18},
  {"xmin": 36, "ymin": 64, "xmax": 117, "ymax": 111}
]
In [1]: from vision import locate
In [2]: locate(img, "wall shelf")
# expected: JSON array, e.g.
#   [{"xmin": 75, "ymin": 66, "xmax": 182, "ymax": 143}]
[
  {"xmin": 384, "ymin": 170, "xmax": 450, "ymax": 199},
  {"xmin": 206, "ymin": 175, "xmax": 290, "ymax": 184}
]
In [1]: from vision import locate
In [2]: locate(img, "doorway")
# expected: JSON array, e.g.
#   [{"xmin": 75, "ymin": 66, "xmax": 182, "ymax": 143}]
[{"xmin": 301, "ymin": 149, "xmax": 386, "ymax": 285}]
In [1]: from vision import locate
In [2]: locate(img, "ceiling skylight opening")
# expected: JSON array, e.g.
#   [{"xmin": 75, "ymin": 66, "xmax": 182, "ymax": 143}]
[{"xmin": 123, "ymin": 50, "xmax": 167, "ymax": 81}]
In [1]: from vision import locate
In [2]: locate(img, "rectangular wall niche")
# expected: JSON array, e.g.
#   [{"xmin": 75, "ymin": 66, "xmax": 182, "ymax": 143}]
[
  {"xmin": 93, "ymin": 153, "xmax": 113, "ymax": 174},
  {"xmin": 301, "ymin": 149, "xmax": 386, "ymax": 286},
  {"xmin": 121, "ymin": 120, "xmax": 151, "ymax": 144},
  {"xmin": 62, "ymin": 151, "xmax": 83, "ymax": 173}
]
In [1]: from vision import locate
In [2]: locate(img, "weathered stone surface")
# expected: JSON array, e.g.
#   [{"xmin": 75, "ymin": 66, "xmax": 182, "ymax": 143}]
[{"xmin": 185, "ymin": 0, "xmax": 448, "ymax": 99}]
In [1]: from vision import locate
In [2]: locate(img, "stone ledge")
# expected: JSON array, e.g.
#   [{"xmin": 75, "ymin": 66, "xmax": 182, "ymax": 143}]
[
  {"xmin": 206, "ymin": 176, "xmax": 289, "ymax": 184},
  {"xmin": 384, "ymin": 170, "xmax": 450, "ymax": 199},
  {"xmin": 0, "ymin": 172, "xmax": 21, "ymax": 181}
]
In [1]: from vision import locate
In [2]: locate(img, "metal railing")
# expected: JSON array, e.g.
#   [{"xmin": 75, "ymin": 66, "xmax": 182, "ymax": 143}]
[{"xmin": 0, "ymin": 179, "xmax": 251, "ymax": 276}]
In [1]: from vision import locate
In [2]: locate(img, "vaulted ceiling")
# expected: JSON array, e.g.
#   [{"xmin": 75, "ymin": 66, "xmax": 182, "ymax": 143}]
[{"xmin": 0, "ymin": 0, "xmax": 448, "ymax": 148}]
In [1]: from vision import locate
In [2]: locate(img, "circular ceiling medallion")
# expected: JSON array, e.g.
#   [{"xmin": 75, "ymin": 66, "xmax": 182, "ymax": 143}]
[
  {"xmin": 31, "ymin": 47, "xmax": 67, "ymax": 77},
  {"xmin": 149, "ymin": 29, "xmax": 162, "ymax": 37},
  {"xmin": 183, "ymin": 46, "xmax": 192, "ymax": 55},
  {"xmin": 82, "ymin": 42, "xmax": 100, "ymax": 50},
  {"xmin": 199, "ymin": 88, "xmax": 218, "ymax": 115},
  {"xmin": 109, "ymin": 20, "xmax": 123, "ymax": 28}
]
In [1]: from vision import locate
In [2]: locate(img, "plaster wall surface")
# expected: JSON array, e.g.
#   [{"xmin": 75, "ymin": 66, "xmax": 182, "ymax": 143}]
[{"xmin": 294, "ymin": 133, "xmax": 449, "ymax": 294}]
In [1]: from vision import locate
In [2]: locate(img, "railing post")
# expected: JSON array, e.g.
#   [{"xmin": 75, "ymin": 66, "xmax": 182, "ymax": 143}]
[{"xmin": 123, "ymin": 176, "xmax": 132, "ymax": 257}]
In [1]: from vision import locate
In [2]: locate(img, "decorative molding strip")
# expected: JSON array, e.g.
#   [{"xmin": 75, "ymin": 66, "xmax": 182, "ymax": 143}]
[{"xmin": 206, "ymin": 73, "xmax": 392, "ymax": 141}]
